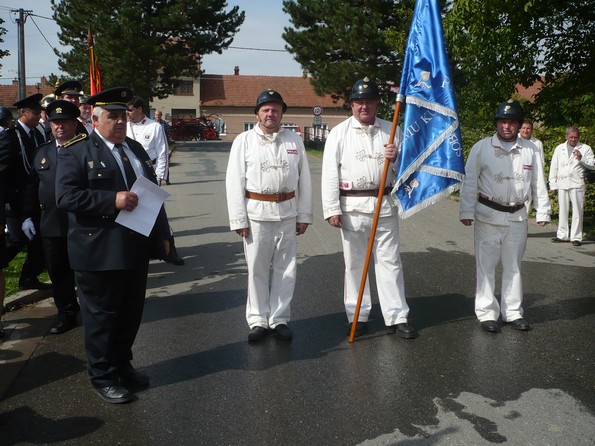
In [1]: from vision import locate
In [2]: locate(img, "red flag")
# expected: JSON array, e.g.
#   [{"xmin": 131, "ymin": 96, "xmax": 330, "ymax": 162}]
[{"xmin": 88, "ymin": 27, "xmax": 102, "ymax": 95}]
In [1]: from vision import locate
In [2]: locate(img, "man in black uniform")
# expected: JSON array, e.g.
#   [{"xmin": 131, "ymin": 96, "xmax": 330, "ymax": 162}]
[
  {"xmin": 54, "ymin": 80, "xmax": 89, "ymax": 136},
  {"xmin": 55, "ymin": 87, "xmax": 170, "ymax": 404},
  {"xmin": 0, "ymin": 105, "xmax": 15, "ymax": 338},
  {"xmin": 23, "ymin": 100, "xmax": 81, "ymax": 334},
  {"xmin": 5, "ymin": 94, "xmax": 49, "ymax": 291}
]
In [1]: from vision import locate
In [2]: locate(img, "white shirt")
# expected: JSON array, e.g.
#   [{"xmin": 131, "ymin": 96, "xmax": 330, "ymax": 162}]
[
  {"xmin": 519, "ymin": 135, "xmax": 544, "ymax": 165},
  {"xmin": 126, "ymin": 116, "xmax": 168, "ymax": 181},
  {"xmin": 549, "ymin": 141, "xmax": 594, "ymax": 190},
  {"xmin": 460, "ymin": 134, "xmax": 550, "ymax": 225},
  {"xmin": 94, "ymin": 130, "xmax": 145, "ymax": 187},
  {"xmin": 321, "ymin": 116, "xmax": 401, "ymax": 220},
  {"xmin": 226, "ymin": 125, "xmax": 312, "ymax": 231}
]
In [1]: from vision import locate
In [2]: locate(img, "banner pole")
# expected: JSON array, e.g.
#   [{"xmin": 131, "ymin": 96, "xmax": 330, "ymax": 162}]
[{"xmin": 349, "ymin": 95, "xmax": 405, "ymax": 343}]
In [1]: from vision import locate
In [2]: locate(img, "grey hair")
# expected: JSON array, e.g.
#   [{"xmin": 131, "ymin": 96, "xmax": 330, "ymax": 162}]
[
  {"xmin": 92, "ymin": 106, "xmax": 106, "ymax": 119},
  {"xmin": 566, "ymin": 126, "xmax": 580, "ymax": 136}
]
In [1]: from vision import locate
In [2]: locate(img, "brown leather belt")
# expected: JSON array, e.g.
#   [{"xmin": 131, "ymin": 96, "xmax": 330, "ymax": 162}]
[
  {"xmin": 339, "ymin": 187, "xmax": 392, "ymax": 197},
  {"xmin": 478, "ymin": 194, "xmax": 524, "ymax": 213},
  {"xmin": 245, "ymin": 191, "xmax": 295, "ymax": 202}
]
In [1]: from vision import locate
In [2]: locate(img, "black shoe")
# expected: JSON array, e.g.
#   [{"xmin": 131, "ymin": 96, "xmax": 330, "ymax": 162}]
[
  {"xmin": 165, "ymin": 241, "xmax": 184, "ymax": 265},
  {"xmin": 551, "ymin": 237, "xmax": 567, "ymax": 243},
  {"xmin": 273, "ymin": 324, "xmax": 292, "ymax": 340},
  {"xmin": 49, "ymin": 316, "xmax": 77, "ymax": 335},
  {"xmin": 349, "ymin": 321, "xmax": 367, "ymax": 338},
  {"xmin": 508, "ymin": 318, "xmax": 531, "ymax": 331},
  {"xmin": 18, "ymin": 278, "xmax": 52, "ymax": 291},
  {"xmin": 248, "ymin": 326, "xmax": 269, "ymax": 342},
  {"xmin": 571, "ymin": 240, "xmax": 582, "ymax": 247},
  {"xmin": 92, "ymin": 384, "xmax": 133, "ymax": 404},
  {"xmin": 480, "ymin": 320, "xmax": 500, "ymax": 333},
  {"xmin": 387, "ymin": 323, "xmax": 419, "ymax": 339},
  {"xmin": 120, "ymin": 369, "xmax": 150, "ymax": 391},
  {"xmin": 0, "ymin": 321, "xmax": 5, "ymax": 339}
]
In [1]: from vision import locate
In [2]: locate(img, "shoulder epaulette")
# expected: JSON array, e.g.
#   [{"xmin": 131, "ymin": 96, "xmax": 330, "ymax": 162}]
[{"xmin": 63, "ymin": 132, "xmax": 88, "ymax": 148}]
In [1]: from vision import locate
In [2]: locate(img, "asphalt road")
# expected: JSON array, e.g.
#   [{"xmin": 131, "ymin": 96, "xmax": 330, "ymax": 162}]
[{"xmin": 0, "ymin": 141, "xmax": 593, "ymax": 446}]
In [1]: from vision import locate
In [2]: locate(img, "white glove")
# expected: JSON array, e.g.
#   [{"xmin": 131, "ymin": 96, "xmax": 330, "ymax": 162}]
[{"xmin": 21, "ymin": 218, "xmax": 36, "ymax": 240}]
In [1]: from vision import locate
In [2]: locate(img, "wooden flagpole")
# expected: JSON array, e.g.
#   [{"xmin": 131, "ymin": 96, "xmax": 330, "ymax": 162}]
[{"xmin": 349, "ymin": 96, "xmax": 405, "ymax": 343}]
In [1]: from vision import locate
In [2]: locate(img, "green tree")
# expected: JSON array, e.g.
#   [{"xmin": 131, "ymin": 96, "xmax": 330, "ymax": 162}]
[
  {"xmin": 282, "ymin": 0, "xmax": 414, "ymax": 115},
  {"xmin": 51, "ymin": 0, "xmax": 244, "ymax": 101},
  {"xmin": 444, "ymin": 0, "xmax": 595, "ymax": 130},
  {"xmin": 0, "ymin": 18, "xmax": 10, "ymax": 70}
]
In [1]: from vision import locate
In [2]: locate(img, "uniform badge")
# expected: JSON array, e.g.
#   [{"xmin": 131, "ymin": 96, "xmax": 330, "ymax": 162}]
[
  {"xmin": 88, "ymin": 161, "xmax": 94, "ymax": 168},
  {"xmin": 100, "ymin": 161, "xmax": 106, "ymax": 167},
  {"xmin": 41, "ymin": 158, "xmax": 46, "ymax": 165}
]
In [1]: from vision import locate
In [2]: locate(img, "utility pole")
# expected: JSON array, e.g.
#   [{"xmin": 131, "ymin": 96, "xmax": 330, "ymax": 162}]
[{"xmin": 12, "ymin": 9, "xmax": 32, "ymax": 101}]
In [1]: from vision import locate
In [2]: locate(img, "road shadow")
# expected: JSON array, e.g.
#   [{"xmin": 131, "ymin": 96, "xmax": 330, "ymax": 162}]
[{"xmin": 0, "ymin": 406, "xmax": 103, "ymax": 445}]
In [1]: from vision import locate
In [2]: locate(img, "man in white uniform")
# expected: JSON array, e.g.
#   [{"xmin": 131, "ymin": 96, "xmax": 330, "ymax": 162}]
[
  {"xmin": 126, "ymin": 98, "xmax": 169, "ymax": 184},
  {"xmin": 226, "ymin": 90, "xmax": 312, "ymax": 342},
  {"xmin": 519, "ymin": 120, "xmax": 544, "ymax": 164},
  {"xmin": 126, "ymin": 97, "xmax": 183, "ymax": 265},
  {"xmin": 549, "ymin": 127, "xmax": 594, "ymax": 246},
  {"xmin": 460, "ymin": 100, "xmax": 551, "ymax": 333},
  {"xmin": 321, "ymin": 78, "xmax": 417, "ymax": 340}
]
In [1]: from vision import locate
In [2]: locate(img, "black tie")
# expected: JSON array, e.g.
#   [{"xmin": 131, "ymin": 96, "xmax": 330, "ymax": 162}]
[
  {"xmin": 115, "ymin": 143, "xmax": 137, "ymax": 190},
  {"xmin": 29, "ymin": 129, "xmax": 37, "ymax": 146}
]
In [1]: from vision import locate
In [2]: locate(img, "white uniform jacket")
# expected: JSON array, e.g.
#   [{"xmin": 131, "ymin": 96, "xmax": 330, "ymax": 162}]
[
  {"xmin": 127, "ymin": 117, "xmax": 168, "ymax": 181},
  {"xmin": 525, "ymin": 136, "xmax": 544, "ymax": 165},
  {"xmin": 549, "ymin": 141, "xmax": 594, "ymax": 190},
  {"xmin": 226, "ymin": 125, "xmax": 313, "ymax": 231},
  {"xmin": 321, "ymin": 116, "xmax": 401, "ymax": 220},
  {"xmin": 460, "ymin": 134, "xmax": 551, "ymax": 225}
]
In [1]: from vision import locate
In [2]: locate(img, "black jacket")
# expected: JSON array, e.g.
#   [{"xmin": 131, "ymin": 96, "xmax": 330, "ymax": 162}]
[{"xmin": 55, "ymin": 132, "xmax": 169, "ymax": 271}]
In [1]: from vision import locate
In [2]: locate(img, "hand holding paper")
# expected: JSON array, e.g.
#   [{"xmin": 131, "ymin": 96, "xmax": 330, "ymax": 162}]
[{"xmin": 115, "ymin": 176, "xmax": 171, "ymax": 236}]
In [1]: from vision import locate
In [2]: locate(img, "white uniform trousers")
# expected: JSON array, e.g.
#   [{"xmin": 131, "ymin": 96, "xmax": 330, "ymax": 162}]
[
  {"xmin": 243, "ymin": 218, "xmax": 297, "ymax": 329},
  {"xmin": 340, "ymin": 213, "xmax": 409, "ymax": 326},
  {"xmin": 556, "ymin": 187, "xmax": 585, "ymax": 242},
  {"xmin": 474, "ymin": 220, "xmax": 527, "ymax": 322}
]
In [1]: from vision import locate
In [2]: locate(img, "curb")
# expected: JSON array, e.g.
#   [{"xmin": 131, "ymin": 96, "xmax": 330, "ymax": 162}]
[{"xmin": 4, "ymin": 287, "xmax": 52, "ymax": 313}]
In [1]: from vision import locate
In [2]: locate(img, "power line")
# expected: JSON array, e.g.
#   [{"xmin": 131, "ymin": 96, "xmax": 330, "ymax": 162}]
[
  {"xmin": 228, "ymin": 46, "xmax": 288, "ymax": 53},
  {"xmin": 28, "ymin": 14, "xmax": 58, "ymax": 54}
]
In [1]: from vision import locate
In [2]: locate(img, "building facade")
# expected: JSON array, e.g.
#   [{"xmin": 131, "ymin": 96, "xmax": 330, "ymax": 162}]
[{"xmin": 150, "ymin": 70, "xmax": 349, "ymax": 142}]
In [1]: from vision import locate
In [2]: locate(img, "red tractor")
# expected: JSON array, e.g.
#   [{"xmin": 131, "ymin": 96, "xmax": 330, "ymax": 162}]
[{"xmin": 171, "ymin": 115, "xmax": 219, "ymax": 141}]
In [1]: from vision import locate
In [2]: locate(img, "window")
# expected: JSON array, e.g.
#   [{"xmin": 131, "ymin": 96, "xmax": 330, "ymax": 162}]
[
  {"xmin": 244, "ymin": 123, "xmax": 256, "ymax": 131},
  {"xmin": 174, "ymin": 81, "xmax": 193, "ymax": 96}
]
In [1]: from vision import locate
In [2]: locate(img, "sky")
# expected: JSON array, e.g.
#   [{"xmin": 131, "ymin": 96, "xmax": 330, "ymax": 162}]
[{"xmin": 0, "ymin": 0, "xmax": 304, "ymax": 86}]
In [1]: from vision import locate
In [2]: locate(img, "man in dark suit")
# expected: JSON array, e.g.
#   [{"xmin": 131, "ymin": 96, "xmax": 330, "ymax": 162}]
[
  {"xmin": 0, "ymin": 105, "xmax": 15, "ymax": 338},
  {"xmin": 23, "ymin": 100, "xmax": 81, "ymax": 335},
  {"xmin": 4, "ymin": 94, "xmax": 50, "ymax": 291},
  {"xmin": 54, "ymin": 80, "xmax": 89, "ymax": 136},
  {"xmin": 55, "ymin": 87, "xmax": 170, "ymax": 404}
]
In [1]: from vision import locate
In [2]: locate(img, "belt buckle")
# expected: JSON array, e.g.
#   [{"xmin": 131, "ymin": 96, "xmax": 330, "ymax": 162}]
[{"xmin": 274, "ymin": 193, "xmax": 283, "ymax": 202}]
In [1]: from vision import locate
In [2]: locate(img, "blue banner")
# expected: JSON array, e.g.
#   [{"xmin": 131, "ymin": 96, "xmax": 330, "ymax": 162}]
[{"xmin": 393, "ymin": 0, "xmax": 465, "ymax": 218}]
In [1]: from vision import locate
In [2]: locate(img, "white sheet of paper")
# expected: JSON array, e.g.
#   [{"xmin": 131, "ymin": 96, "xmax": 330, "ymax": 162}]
[{"xmin": 115, "ymin": 176, "xmax": 171, "ymax": 236}]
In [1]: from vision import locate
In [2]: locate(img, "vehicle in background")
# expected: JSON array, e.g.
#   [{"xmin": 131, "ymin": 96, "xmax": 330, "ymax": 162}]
[{"xmin": 281, "ymin": 124, "xmax": 301, "ymax": 137}]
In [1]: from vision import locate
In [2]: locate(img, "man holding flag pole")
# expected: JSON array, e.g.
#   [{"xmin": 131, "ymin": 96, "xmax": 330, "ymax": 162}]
[
  {"xmin": 323, "ymin": 0, "xmax": 465, "ymax": 342},
  {"xmin": 321, "ymin": 78, "xmax": 417, "ymax": 340}
]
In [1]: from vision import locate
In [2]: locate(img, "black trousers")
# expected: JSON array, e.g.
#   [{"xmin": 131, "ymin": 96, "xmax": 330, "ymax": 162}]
[
  {"xmin": 42, "ymin": 237, "xmax": 79, "ymax": 318},
  {"xmin": 5, "ymin": 214, "xmax": 45, "ymax": 284},
  {"xmin": 75, "ymin": 265, "xmax": 149, "ymax": 388}
]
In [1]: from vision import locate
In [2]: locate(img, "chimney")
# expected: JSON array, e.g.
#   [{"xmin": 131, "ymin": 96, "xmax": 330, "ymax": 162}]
[{"xmin": 234, "ymin": 66, "xmax": 240, "ymax": 75}]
